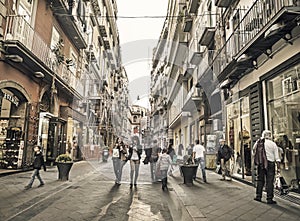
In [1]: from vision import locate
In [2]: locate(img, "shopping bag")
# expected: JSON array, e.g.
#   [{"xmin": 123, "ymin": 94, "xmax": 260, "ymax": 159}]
[
  {"xmin": 215, "ymin": 164, "xmax": 221, "ymax": 174},
  {"xmin": 275, "ymin": 174, "xmax": 289, "ymax": 195}
]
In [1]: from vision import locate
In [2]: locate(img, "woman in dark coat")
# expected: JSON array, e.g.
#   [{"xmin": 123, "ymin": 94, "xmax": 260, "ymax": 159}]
[{"xmin": 127, "ymin": 136, "xmax": 142, "ymax": 188}]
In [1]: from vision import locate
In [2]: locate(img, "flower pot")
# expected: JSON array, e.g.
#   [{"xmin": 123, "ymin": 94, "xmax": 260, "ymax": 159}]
[
  {"xmin": 180, "ymin": 164, "xmax": 198, "ymax": 186},
  {"xmin": 57, "ymin": 162, "xmax": 73, "ymax": 181}
]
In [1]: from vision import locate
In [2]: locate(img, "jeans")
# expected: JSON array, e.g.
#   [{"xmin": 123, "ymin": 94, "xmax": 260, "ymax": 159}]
[
  {"xmin": 256, "ymin": 161, "xmax": 276, "ymax": 201},
  {"xmin": 150, "ymin": 162, "xmax": 157, "ymax": 182},
  {"xmin": 130, "ymin": 160, "xmax": 140, "ymax": 185},
  {"xmin": 113, "ymin": 158, "xmax": 121, "ymax": 182},
  {"xmin": 161, "ymin": 170, "xmax": 168, "ymax": 188},
  {"xmin": 221, "ymin": 158, "xmax": 232, "ymax": 179},
  {"xmin": 194, "ymin": 157, "xmax": 206, "ymax": 181},
  {"xmin": 28, "ymin": 169, "xmax": 44, "ymax": 187}
]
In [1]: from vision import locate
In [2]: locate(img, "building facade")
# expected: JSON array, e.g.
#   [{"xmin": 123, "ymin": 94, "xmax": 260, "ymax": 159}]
[
  {"xmin": 0, "ymin": 0, "xmax": 128, "ymax": 170},
  {"xmin": 150, "ymin": 0, "xmax": 300, "ymax": 190}
]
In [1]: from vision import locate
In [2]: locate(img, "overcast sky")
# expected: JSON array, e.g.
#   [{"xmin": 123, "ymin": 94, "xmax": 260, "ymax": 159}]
[{"xmin": 116, "ymin": 0, "xmax": 168, "ymax": 107}]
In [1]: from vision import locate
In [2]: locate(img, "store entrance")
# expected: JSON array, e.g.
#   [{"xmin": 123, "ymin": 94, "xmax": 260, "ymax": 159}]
[
  {"xmin": 47, "ymin": 118, "xmax": 66, "ymax": 163},
  {"xmin": 38, "ymin": 113, "xmax": 66, "ymax": 165}
]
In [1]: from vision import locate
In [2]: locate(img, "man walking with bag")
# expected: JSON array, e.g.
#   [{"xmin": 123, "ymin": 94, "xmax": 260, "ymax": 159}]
[
  {"xmin": 217, "ymin": 138, "xmax": 234, "ymax": 181},
  {"xmin": 192, "ymin": 140, "xmax": 207, "ymax": 182},
  {"xmin": 253, "ymin": 130, "xmax": 281, "ymax": 204}
]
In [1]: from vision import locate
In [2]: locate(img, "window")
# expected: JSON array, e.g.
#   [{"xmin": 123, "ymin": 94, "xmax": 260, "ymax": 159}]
[
  {"xmin": 18, "ymin": 0, "xmax": 35, "ymax": 23},
  {"xmin": 133, "ymin": 116, "xmax": 137, "ymax": 123}
]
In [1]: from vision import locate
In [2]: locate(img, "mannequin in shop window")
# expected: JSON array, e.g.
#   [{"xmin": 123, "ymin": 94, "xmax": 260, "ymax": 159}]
[
  {"xmin": 280, "ymin": 135, "xmax": 293, "ymax": 170},
  {"xmin": 241, "ymin": 127, "xmax": 251, "ymax": 176},
  {"xmin": 72, "ymin": 136, "xmax": 78, "ymax": 160}
]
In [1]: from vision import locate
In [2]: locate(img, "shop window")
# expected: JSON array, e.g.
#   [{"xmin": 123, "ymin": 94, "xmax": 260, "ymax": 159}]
[{"xmin": 267, "ymin": 64, "xmax": 300, "ymax": 145}]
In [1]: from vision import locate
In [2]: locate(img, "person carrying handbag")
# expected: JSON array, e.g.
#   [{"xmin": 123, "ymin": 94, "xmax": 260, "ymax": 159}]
[
  {"xmin": 157, "ymin": 148, "xmax": 173, "ymax": 191},
  {"xmin": 127, "ymin": 136, "xmax": 142, "ymax": 188}
]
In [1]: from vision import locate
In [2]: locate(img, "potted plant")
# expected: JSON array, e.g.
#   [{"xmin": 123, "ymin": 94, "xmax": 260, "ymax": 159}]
[
  {"xmin": 180, "ymin": 155, "xmax": 198, "ymax": 186},
  {"xmin": 55, "ymin": 154, "xmax": 73, "ymax": 181}
]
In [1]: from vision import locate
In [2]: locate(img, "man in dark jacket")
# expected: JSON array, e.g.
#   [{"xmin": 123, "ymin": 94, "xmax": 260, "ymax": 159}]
[
  {"xmin": 25, "ymin": 145, "xmax": 46, "ymax": 189},
  {"xmin": 217, "ymin": 138, "xmax": 233, "ymax": 181}
]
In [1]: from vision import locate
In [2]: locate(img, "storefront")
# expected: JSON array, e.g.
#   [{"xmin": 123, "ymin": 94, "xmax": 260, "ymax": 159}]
[
  {"xmin": 0, "ymin": 87, "xmax": 29, "ymax": 169},
  {"xmin": 265, "ymin": 62, "xmax": 300, "ymax": 192},
  {"xmin": 60, "ymin": 106, "xmax": 84, "ymax": 161},
  {"xmin": 226, "ymin": 95, "xmax": 252, "ymax": 181},
  {"xmin": 37, "ymin": 112, "xmax": 67, "ymax": 164}
]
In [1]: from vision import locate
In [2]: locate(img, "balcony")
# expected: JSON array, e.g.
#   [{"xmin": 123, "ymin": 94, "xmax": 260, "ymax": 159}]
[
  {"xmin": 183, "ymin": 16, "xmax": 193, "ymax": 32},
  {"xmin": 174, "ymin": 41, "xmax": 188, "ymax": 67},
  {"xmin": 182, "ymin": 62, "xmax": 195, "ymax": 78},
  {"xmin": 189, "ymin": 39, "xmax": 205, "ymax": 65},
  {"xmin": 182, "ymin": 86, "xmax": 202, "ymax": 112},
  {"xmin": 188, "ymin": 0, "xmax": 200, "ymax": 14},
  {"xmin": 213, "ymin": 0, "xmax": 300, "ymax": 84},
  {"xmin": 197, "ymin": 13, "xmax": 218, "ymax": 46},
  {"xmin": 215, "ymin": 0, "xmax": 231, "ymax": 8},
  {"xmin": 49, "ymin": 0, "xmax": 87, "ymax": 49},
  {"xmin": 4, "ymin": 15, "xmax": 84, "ymax": 98}
]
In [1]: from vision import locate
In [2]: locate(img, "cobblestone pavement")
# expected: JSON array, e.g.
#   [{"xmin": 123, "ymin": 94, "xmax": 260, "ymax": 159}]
[{"xmin": 0, "ymin": 158, "xmax": 300, "ymax": 221}]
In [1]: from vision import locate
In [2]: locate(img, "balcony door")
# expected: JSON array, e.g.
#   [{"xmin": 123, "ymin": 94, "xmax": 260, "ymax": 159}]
[{"xmin": 13, "ymin": 0, "xmax": 37, "ymax": 45}]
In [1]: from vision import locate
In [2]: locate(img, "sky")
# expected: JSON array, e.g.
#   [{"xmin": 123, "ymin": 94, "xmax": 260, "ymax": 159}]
[{"xmin": 116, "ymin": 0, "xmax": 169, "ymax": 108}]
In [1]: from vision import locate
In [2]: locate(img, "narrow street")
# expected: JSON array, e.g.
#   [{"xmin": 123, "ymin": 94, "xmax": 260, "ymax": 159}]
[{"xmin": 1, "ymin": 158, "xmax": 300, "ymax": 221}]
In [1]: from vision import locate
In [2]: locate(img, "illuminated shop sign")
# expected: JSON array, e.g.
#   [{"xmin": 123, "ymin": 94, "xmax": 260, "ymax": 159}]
[{"xmin": 3, "ymin": 92, "xmax": 19, "ymax": 107}]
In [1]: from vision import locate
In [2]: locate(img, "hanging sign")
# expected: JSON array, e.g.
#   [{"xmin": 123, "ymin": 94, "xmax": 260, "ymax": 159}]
[{"xmin": 3, "ymin": 92, "xmax": 19, "ymax": 107}]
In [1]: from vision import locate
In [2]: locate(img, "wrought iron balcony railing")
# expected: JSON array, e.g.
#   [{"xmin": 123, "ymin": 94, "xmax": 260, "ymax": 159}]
[
  {"xmin": 4, "ymin": 15, "xmax": 84, "ymax": 96},
  {"xmin": 213, "ymin": 0, "xmax": 298, "ymax": 80}
]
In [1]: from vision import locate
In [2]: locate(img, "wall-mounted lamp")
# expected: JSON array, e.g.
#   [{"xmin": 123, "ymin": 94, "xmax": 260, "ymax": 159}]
[
  {"xmin": 5, "ymin": 54, "xmax": 23, "ymax": 63},
  {"xmin": 65, "ymin": 58, "xmax": 74, "ymax": 67},
  {"xmin": 236, "ymin": 54, "xmax": 251, "ymax": 63},
  {"xmin": 220, "ymin": 79, "xmax": 232, "ymax": 89},
  {"xmin": 283, "ymin": 33, "xmax": 293, "ymax": 45},
  {"xmin": 34, "ymin": 71, "xmax": 44, "ymax": 78},
  {"xmin": 252, "ymin": 60, "xmax": 258, "ymax": 69}
]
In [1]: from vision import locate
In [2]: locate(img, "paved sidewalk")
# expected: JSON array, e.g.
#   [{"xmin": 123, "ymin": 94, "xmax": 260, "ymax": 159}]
[
  {"xmin": 168, "ymin": 168, "xmax": 300, "ymax": 221},
  {"xmin": 1, "ymin": 159, "xmax": 300, "ymax": 221}
]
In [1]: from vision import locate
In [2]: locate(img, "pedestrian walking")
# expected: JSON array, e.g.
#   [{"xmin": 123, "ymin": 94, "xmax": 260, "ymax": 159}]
[
  {"xmin": 150, "ymin": 139, "xmax": 161, "ymax": 182},
  {"xmin": 187, "ymin": 144, "xmax": 193, "ymax": 156},
  {"xmin": 178, "ymin": 144, "xmax": 183, "ymax": 156},
  {"xmin": 236, "ymin": 152, "xmax": 242, "ymax": 174},
  {"xmin": 167, "ymin": 143, "xmax": 175, "ymax": 162},
  {"xmin": 24, "ymin": 145, "xmax": 46, "ymax": 189},
  {"xmin": 119, "ymin": 143, "xmax": 128, "ymax": 184},
  {"xmin": 253, "ymin": 130, "xmax": 281, "ymax": 204},
  {"xmin": 217, "ymin": 138, "xmax": 234, "ymax": 181},
  {"xmin": 157, "ymin": 148, "xmax": 173, "ymax": 191},
  {"xmin": 192, "ymin": 140, "xmax": 207, "ymax": 182},
  {"xmin": 112, "ymin": 137, "xmax": 127, "ymax": 185},
  {"xmin": 127, "ymin": 136, "xmax": 142, "ymax": 188}
]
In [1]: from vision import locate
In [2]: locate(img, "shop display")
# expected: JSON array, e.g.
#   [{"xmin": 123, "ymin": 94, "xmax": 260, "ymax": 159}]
[{"xmin": 0, "ymin": 127, "xmax": 23, "ymax": 169}]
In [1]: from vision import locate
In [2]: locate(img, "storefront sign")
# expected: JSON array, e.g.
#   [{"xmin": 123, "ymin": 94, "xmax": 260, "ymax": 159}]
[{"xmin": 3, "ymin": 92, "xmax": 19, "ymax": 107}]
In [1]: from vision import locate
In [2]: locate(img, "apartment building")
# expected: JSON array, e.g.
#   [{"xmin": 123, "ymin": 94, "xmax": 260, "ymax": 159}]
[
  {"xmin": 0, "ymin": 0, "xmax": 128, "ymax": 170},
  {"xmin": 150, "ymin": 0, "xmax": 300, "ymax": 188}
]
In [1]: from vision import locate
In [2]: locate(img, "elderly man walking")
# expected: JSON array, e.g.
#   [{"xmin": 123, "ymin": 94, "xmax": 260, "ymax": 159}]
[{"xmin": 253, "ymin": 130, "xmax": 281, "ymax": 204}]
